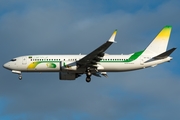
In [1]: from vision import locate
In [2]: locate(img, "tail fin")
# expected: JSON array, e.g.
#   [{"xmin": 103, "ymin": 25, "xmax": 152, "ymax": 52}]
[{"xmin": 142, "ymin": 26, "xmax": 172, "ymax": 56}]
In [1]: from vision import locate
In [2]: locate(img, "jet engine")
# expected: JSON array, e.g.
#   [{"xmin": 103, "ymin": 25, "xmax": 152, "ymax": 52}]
[{"xmin": 60, "ymin": 61, "xmax": 77, "ymax": 71}]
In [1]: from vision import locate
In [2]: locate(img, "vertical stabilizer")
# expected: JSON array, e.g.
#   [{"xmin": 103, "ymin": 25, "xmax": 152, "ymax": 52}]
[{"xmin": 142, "ymin": 26, "xmax": 172, "ymax": 55}]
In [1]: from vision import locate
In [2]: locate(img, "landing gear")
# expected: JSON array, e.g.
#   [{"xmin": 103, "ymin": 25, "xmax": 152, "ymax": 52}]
[
  {"xmin": 86, "ymin": 68, "xmax": 92, "ymax": 83},
  {"xmin": 12, "ymin": 70, "xmax": 22, "ymax": 80},
  {"xmin": 86, "ymin": 76, "xmax": 91, "ymax": 82},
  {"xmin": 18, "ymin": 75, "xmax": 22, "ymax": 80}
]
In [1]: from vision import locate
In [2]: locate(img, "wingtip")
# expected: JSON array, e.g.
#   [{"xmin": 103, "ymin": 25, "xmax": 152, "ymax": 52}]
[
  {"xmin": 114, "ymin": 29, "xmax": 118, "ymax": 35},
  {"xmin": 108, "ymin": 29, "xmax": 117, "ymax": 42}
]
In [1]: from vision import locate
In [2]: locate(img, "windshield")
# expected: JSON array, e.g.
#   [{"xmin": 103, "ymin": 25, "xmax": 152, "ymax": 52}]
[{"xmin": 10, "ymin": 59, "xmax": 16, "ymax": 61}]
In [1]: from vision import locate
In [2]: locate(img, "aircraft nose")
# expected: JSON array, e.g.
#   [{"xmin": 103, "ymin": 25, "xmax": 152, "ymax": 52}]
[{"xmin": 3, "ymin": 63, "xmax": 10, "ymax": 69}]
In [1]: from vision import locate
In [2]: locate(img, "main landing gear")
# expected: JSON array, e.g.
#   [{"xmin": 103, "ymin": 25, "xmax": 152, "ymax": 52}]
[
  {"xmin": 86, "ymin": 68, "xmax": 91, "ymax": 83},
  {"xmin": 86, "ymin": 77, "xmax": 91, "ymax": 83}
]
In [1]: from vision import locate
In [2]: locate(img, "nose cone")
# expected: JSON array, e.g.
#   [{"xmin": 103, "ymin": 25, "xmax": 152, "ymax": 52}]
[{"xmin": 3, "ymin": 62, "xmax": 10, "ymax": 70}]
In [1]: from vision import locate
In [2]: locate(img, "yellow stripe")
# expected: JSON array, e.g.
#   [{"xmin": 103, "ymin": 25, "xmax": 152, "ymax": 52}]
[{"xmin": 155, "ymin": 26, "xmax": 172, "ymax": 41}]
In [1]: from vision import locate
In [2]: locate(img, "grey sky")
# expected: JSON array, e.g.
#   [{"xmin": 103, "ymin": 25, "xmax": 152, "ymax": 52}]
[{"xmin": 0, "ymin": 0, "xmax": 180, "ymax": 120}]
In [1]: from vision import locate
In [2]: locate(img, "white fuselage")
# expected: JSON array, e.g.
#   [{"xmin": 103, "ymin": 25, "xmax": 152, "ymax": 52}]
[{"xmin": 3, "ymin": 54, "xmax": 172, "ymax": 73}]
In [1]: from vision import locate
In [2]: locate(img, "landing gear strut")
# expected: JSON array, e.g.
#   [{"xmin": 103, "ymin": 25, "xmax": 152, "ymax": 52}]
[
  {"xmin": 12, "ymin": 70, "xmax": 22, "ymax": 80},
  {"xmin": 86, "ymin": 68, "xmax": 91, "ymax": 82}
]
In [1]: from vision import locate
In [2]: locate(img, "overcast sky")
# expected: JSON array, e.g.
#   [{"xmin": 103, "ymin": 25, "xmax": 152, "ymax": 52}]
[{"xmin": 0, "ymin": 0, "xmax": 180, "ymax": 120}]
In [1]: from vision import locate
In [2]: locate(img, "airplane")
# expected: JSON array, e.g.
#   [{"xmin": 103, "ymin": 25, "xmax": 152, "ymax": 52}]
[{"xmin": 3, "ymin": 25, "xmax": 176, "ymax": 82}]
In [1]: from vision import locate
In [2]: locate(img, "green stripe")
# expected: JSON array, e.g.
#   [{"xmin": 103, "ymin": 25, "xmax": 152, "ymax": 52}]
[
  {"xmin": 124, "ymin": 50, "xmax": 144, "ymax": 62},
  {"xmin": 28, "ymin": 50, "xmax": 144, "ymax": 69},
  {"xmin": 100, "ymin": 50, "xmax": 144, "ymax": 63}
]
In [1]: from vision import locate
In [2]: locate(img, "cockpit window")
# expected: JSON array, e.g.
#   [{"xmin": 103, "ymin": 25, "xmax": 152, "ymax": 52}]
[{"xmin": 10, "ymin": 59, "xmax": 16, "ymax": 61}]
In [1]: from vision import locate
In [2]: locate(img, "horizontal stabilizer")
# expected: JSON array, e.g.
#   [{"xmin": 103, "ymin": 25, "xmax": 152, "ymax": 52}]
[
  {"xmin": 145, "ymin": 48, "xmax": 176, "ymax": 63},
  {"xmin": 153, "ymin": 48, "xmax": 176, "ymax": 59}
]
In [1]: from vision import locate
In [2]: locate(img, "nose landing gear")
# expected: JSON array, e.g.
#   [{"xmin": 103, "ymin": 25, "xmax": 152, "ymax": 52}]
[
  {"xmin": 12, "ymin": 70, "xmax": 22, "ymax": 80},
  {"xmin": 18, "ymin": 75, "xmax": 22, "ymax": 80}
]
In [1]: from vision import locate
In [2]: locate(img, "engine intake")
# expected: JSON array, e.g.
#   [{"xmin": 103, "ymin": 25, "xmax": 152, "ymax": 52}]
[{"xmin": 60, "ymin": 61, "xmax": 77, "ymax": 71}]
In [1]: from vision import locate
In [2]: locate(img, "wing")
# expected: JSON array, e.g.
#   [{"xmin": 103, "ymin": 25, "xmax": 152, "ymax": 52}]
[{"xmin": 77, "ymin": 30, "xmax": 117, "ymax": 68}]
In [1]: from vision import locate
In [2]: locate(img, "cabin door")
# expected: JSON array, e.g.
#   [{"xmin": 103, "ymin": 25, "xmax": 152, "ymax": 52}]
[{"xmin": 22, "ymin": 57, "xmax": 27, "ymax": 65}]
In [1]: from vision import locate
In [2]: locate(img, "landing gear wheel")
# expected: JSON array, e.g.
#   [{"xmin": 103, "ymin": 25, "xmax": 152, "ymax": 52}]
[
  {"xmin": 87, "ymin": 72, "xmax": 91, "ymax": 76},
  {"xmin": 86, "ymin": 67, "xmax": 92, "ymax": 82},
  {"xmin": 86, "ymin": 77, "xmax": 91, "ymax": 83},
  {"xmin": 19, "ymin": 75, "xmax": 22, "ymax": 80}
]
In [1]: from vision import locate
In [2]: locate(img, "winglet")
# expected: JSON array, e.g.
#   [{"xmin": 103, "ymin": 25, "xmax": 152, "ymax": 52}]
[{"xmin": 108, "ymin": 29, "xmax": 117, "ymax": 42}]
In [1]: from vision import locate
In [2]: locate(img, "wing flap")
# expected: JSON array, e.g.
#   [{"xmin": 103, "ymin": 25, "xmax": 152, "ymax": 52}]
[{"xmin": 92, "ymin": 72, "xmax": 108, "ymax": 78}]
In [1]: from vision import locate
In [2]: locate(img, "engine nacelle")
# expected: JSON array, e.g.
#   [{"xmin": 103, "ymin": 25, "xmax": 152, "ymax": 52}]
[
  {"xmin": 60, "ymin": 61, "xmax": 77, "ymax": 71},
  {"xmin": 59, "ymin": 72, "xmax": 76, "ymax": 80}
]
